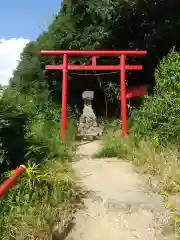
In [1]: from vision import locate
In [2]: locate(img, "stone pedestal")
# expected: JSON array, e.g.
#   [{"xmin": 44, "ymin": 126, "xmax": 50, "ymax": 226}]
[{"xmin": 77, "ymin": 91, "xmax": 103, "ymax": 140}]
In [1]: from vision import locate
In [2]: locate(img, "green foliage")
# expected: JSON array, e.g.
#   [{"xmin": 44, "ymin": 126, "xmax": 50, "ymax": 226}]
[
  {"xmin": 0, "ymin": 91, "xmax": 27, "ymax": 170},
  {"xmin": 1, "ymin": 0, "xmax": 180, "ymax": 237},
  {"xmin": 0, "ymin": 77, "xmax": 77, "ymax": 239},
  {"xmin": 104, "ymin": 82, "xmax": 119, "ymax": 102},
  {"xmin": 25, "ymin": 112, "xmax": 76, "ymax": 162},
  {"xmin": 9, "ymin": 0, "xmax": 180, "ymax": 102},
  {"xmin": 0, "ymin": 160, "xmax": 81, "ymax": 239},
  {"xmin": 0, "ymin": 85, "xmax": 78, "ymax": 238},
  {"xmin": 129, "ymin": 50, "xmax": 180, "ymax": 145}
]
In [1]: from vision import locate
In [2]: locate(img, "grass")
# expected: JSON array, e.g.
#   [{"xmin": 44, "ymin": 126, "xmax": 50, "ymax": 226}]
[
  {"xmin": 96, "ymin": 123, "xmax": 180, "ymax": 237},
  {"xmin": 0, "ymin": 159, "xmax": 82, "ymax": 239},
  {"xmin": 97, "ymin": 128, "xmax": 180, "ymax": 194},
  {"xmin": 0, "ymin": 113, "xmax": 81, "ymax": 240}
]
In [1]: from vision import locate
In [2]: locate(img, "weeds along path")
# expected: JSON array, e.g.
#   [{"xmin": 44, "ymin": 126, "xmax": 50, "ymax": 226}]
[{"xmin": 67, "ymin": 140, "xmax": 171, "ymax": 240}]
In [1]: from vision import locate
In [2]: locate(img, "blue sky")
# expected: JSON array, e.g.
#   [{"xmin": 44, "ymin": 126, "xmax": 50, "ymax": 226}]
[{"xmin": 0, "ymin": 0, "xmax": 62, "ymax": 85}]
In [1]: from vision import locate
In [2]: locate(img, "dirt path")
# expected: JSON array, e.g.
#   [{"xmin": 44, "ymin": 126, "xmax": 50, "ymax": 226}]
[{"xmin": 67, "ymin": 140, "xmax": 171, "ymax": 240}]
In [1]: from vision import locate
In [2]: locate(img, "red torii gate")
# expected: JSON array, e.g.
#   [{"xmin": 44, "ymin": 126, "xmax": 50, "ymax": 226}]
[{"xmin": 40, "ymin": 50, "xmax": 147, "ymax": 142}]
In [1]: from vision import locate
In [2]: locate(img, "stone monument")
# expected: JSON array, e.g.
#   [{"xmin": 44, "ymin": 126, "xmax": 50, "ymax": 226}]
[{"xmin": 77, "ymin": 91, "xmax": 103, "ymax": 140}]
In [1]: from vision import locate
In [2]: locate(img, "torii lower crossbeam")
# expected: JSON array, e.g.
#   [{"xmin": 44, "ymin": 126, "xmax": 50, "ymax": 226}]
[{"xmin": 40, "ymin": 50, "xmax": 147, "ymax": 142}]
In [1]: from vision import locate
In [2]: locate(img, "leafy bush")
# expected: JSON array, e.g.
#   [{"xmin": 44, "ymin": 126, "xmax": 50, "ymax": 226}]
[
  {"xmin": 0, "ymin": 86, "xmax": 77, "ymax": 167},
  {"xmin": 129, "ymin": 50, "xmax": 180, "ymax": 145},
  {"xmin": 0, "ymin": 96, "xmax": 27, "ymax": 171}
]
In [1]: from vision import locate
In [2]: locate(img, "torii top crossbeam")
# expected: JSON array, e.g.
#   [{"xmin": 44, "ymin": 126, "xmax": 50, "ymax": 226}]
[{"xmin": 41, "ymin": 50, "xmax": 146, "ymax": 56}]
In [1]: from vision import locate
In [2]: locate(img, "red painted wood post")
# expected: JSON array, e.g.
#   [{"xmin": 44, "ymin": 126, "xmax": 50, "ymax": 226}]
[
  {"xmin": 60, "ymin": 54, "xmax": 68, "ymax": 141},
  {"xmin": 0, "ymin": 165, "xmax": 25, "ymax": 197},
  {"xmin": 92, "ymin": 56, "xmax": 96, "ymax": 66},
  {"xmin": 120, "ymin": 54, "xmax": 128, "ymax": 137}
]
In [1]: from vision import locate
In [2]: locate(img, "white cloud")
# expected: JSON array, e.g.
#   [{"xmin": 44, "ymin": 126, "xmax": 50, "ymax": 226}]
[{"xmin": 0, "ymin": 38, "xmax": 30, "ymax": 85}]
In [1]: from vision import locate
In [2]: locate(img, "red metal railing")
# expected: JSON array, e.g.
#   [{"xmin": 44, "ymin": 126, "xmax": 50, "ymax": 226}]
[{"xmin": 0, "ymin": 165, "xmax": 25, "ymax": 197}]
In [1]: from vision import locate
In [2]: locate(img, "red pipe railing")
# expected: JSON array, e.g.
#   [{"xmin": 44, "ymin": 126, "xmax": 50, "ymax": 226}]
[{"xmin": 0, "ymin": 165, "xmax": 25, "ymax": 197}]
